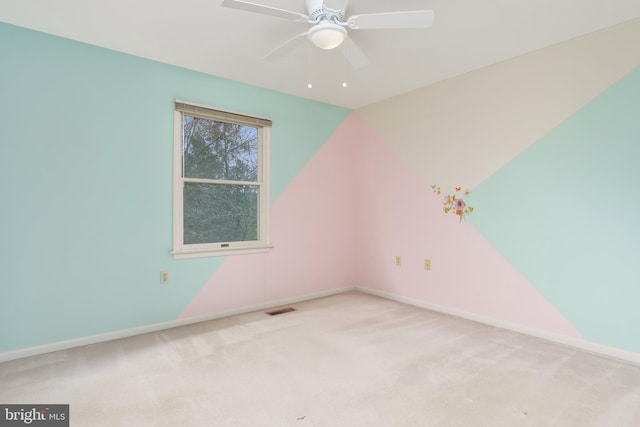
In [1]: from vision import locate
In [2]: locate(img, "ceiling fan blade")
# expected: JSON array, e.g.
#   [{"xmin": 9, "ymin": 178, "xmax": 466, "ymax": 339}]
[
  {"xmin": 347, "ymin": 10, "xmax": 434, "ymax": 30},
  {"xmin": 262, "ymin": 32, "xmax": 309, "ymax": 61},
  {"xmin": 342, "ymin": 37, "xmax": 369, "ymax": 69},
  {"xmin": 221, "ymin": 0, "xmax": 310, "ymax": 22}
]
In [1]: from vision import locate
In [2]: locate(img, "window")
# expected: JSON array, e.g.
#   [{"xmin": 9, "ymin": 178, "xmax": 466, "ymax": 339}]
[{"xmin": 172, "ymin": 101, "xmax": 271, "ymax": 259}]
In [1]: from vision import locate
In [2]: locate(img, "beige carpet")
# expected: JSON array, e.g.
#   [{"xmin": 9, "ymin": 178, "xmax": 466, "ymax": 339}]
[{"xmin": 1, "ymin": 291, "xmax": 640, "ymax": 426}]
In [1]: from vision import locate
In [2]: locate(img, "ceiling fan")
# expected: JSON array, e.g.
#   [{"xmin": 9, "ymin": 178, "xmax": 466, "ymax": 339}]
[{"xmin": 221, "ymin": 0, "xmax": 434, "ymax": 68}]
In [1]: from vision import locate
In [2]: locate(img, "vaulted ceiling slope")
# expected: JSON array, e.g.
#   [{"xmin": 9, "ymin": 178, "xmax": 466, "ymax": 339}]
[{"xmin": 1, "ymin": 0, "xmax": 639, "ymax": 109}]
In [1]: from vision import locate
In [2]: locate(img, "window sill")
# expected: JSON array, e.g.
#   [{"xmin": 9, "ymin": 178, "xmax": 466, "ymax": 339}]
[{"xmin": 171, "ymin": 244, "xmax": 274, "ymax": 260}]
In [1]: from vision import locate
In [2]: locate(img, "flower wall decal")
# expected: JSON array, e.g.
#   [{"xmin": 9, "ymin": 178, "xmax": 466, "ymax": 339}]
[{"xmin": 431, "ymin": 184, "xmax": 474, "ymax": 222}]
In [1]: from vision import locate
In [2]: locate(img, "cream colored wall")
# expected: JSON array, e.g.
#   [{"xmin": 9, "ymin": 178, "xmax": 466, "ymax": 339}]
[{"xmin": 357, "ymin": 18, "xmax": 640, "ymax": 190}]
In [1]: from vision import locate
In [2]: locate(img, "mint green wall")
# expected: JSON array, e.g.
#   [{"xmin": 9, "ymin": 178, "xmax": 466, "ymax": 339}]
[
  {"xmin": 470, "ymin": 67, "xmax": 640, "ymax": 352},
  {"xmin": 0, "ymin": 22, "xmax": 350, "ymax": 352}
]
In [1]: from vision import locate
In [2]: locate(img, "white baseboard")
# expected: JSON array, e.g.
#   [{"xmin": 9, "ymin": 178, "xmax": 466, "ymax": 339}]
[
  {"xmin": 0, "ymin": 287, "xmax": 353, "ymax": 363},
  {"xmin": 4, "ymin": 285, "xmax": 639, "ymax": 367},
  {"xmin": 356, "ymin": 286, "xmax": 640, "ymax": 366}
]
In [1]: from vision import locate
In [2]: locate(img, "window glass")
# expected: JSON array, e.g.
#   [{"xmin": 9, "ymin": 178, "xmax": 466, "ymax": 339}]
[
  {"xmin": 183, "ymin": 182, "xmax": 258, "ymax": 244},
  {"xmin": 182, "ymin": 116, "xmax": 258, "ymax": 182}
]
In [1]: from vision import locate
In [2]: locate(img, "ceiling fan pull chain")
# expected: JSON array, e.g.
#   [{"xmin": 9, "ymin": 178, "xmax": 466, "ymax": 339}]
[
  {"xmin": 307, "ymin": 42, "xmax": 313, "ymax": 89},
  {"xmin": 342, "ymin": 44, "xmax": 348, "ymax": 88}
]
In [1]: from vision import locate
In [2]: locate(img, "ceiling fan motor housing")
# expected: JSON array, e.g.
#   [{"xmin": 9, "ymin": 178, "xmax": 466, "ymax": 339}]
[
  {"xmin": 305, "ymin": 0, "xmax": 325, "ymax": 19},
  {"xmin": 305, "ymin": 0, "xmax": 344, "ymax": 22}
]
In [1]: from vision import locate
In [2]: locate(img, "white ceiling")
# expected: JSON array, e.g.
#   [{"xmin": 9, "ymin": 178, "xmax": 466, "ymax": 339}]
[{"xmin": 1, "ymin": 0, "xmax": 640, "ymax": 109}]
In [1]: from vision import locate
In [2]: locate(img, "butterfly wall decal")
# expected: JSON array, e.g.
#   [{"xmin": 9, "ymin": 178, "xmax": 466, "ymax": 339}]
[{"xmin": 432, "ymin": 184, "xmax": 474, "ymax": 222}]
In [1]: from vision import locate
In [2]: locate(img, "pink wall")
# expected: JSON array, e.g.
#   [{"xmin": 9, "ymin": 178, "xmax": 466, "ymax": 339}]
[
  {"xmin": 179, "ymin": 115, "xmax": 362, "ymax": 318},
  {"xmin": 350, "ymin": 113, "xmax": 581, "ymax": 338}
]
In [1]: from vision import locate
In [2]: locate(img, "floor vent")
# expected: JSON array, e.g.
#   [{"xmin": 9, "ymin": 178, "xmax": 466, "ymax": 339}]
[{"xmin": 266, "ymin": 307, "xmax": 296, "ymax": 316}]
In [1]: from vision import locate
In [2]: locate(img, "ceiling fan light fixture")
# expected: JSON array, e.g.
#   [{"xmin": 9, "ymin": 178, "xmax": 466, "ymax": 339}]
[{"xmin": 308, "ymin": 21, "xmax": 347, "ymax": 50}]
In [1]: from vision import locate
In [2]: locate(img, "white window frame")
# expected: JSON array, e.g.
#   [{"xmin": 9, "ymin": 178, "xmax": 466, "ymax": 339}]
[{"xmin": 171, "ymin": 100, "xmax": 272, "ymax": 259}]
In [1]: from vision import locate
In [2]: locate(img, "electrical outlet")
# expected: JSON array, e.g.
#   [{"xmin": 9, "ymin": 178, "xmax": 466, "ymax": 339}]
[
  {"xmin": 160, "ymin": 270, "xmax": 170, "ymax": 284},
  {"xmin": 395, "ymin": 256, "xmax": 402, "ymax": 267},
  {"xmin": 424, "ymin": 259, "xmax": 431, "ymax": 271}
]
